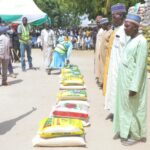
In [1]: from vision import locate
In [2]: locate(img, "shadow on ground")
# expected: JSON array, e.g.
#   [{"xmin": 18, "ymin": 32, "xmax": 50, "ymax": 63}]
[
  {"xmin": 8, "ymin": 79, "xmax": 23, "ymax": 85},
  {"xmin": 0, "ymin": 107, "xmax": 37, "ymax": 135}
]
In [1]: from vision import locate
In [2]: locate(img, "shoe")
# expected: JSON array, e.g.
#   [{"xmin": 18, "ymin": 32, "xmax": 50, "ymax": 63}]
[
  {"xmin": 22, "ymin": 68, "xmax": 26, "ymax": 72},
  {"xmin": 113, "ymin": 133, "xmax": 120, "ymax": 140},
  {"xmin": 140, "ymin": 137, "xmax": 147, "ymax": 143},
  {"xmin": 29, "ymin": 66, "xmax": 37, "ymax": 70},
  {"xmin": 47, "ymin": 69, "xmax": 51, "ymax": 75},
  {"xmin": 9, "ymin": 73, "xmax": 17, "ymax": 78},
  {"xmin": 121, "ymin": 139, "xmax": 139, "ymax": 146},
  {"xmin": 29, "ymin": 66, "xmax": 33, "ymax": 69},
  {"xmin": 105, "ymin": 113, "xmax": 114, "ymax": 121},
  {"xmin": 29, "ymin": 64, "xmax": 33, "ymax": 69},
  {"xmin": 2, "ymin": 82, "xmax": 8, "ymax": 86}
]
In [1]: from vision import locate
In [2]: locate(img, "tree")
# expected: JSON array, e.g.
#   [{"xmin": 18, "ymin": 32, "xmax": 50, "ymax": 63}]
[{"xmin": 34, "ymin": 0, "xmax": 145, "ymax": 27}]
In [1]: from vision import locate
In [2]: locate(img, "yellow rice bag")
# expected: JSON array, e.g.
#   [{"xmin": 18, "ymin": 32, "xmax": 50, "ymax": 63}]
[
  {"xmin": 38, "ymin": 117, "xmax": 84, "ymax": 138},
  {"xmin": 62, "ymin": 77, "xmax": 84, "ymax": 86},
  {"xmin": 57, "ymin": 90, "xmax": 87, "ymax": 101},
  {"xmin": 61, "ymin": 70, "xmax": 82, "ymax": 79},
  {"xmin": 60, "ymin": 74, "xmax": 84, "ymax": 84},
  {"xmin": 61, "ymin": 67, "xmax": 80, "ymax": 74},
  {"xmin": 62, "ymin": 74, "xmax": 83, "ymax": 79}
]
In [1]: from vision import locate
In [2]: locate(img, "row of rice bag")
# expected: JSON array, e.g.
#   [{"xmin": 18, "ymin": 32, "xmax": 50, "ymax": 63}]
[
  {"xmin": 33, "ymin": 64, "xmax": 89, "ymax": 147},
  {"xmin": 58, "ymin": 65, "xmax": 90, "ymax": 126}
]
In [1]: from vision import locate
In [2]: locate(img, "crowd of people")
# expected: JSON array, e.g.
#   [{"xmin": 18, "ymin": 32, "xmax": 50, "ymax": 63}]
[
  {"xmin": 95, "ymin": 3, "xmax": 148, "ymax": 146},
  {"xmin": 24, "ymin": 25, "xmax": 96, "ymax": 51},
  {"xmin": 0, "ymin": 16, "xmax": 97, "ymax": 83},
  {"xmin": 0, "ymin": 2, "xmax": 148, "ymax": 146}
]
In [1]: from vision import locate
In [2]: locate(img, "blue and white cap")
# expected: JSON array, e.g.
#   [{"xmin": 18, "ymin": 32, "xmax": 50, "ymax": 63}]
[
  {"xmin": 99, "ymin": 18, "xmax": 109, "ymax": 25},
  {"xmin": 111, "ymin": 3, "xmax": 126, "ymax": 14},
  {"xmin": 126, "ymin": 13, "xmax": 141, "ymax": 26}
]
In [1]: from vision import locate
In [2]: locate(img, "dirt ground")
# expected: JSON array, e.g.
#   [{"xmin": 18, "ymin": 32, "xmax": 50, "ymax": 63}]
[{"xmin": 0, "ymin": 49, "xmax": 150, "ymax": 150}]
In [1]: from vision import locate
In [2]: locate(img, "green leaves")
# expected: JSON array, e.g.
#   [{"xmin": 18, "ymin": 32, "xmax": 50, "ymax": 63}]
[{"xmin": 34, "ymin": 0, "xmax": 144, "ymax": 27}]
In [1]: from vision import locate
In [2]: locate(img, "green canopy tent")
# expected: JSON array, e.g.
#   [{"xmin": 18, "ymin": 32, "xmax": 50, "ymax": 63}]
[{"xmin": 0, "ymin": 0, "xmax": 51, "ymax": 26}]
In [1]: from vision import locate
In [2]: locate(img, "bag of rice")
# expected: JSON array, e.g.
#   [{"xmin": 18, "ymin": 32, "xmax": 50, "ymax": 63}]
[
  {"xmin": 57, "ymin": 90, "xmax": 87, "ymax": 101},
  {"xmin": 61, "ymin": 74, "xmax": 84, "ymax": 80},
  {"xmin": 32, "ymin": 135, "xmax": 86, "ymax": 147},
  {"xmin": 60, "ymin": 84, "xmax": 86, "ymax": 90},
  {"xmin": 38, "ymin": 117, "xmax": 84, "ymax": 138},
  {"xmin": 61, "ymin": 67, "xmax": 80, "ymax": 74},
  {"xmin": 57, "ymin": 100, "xmax": 90, "ymax": 107},
  {"xmin": 61, "ymin": 70, "xmax": 81, "ymax": 77},
  {"xmin": 62, "ymin": 77, "xmax": 84, "ymax": 86},
  {"xmin": 51, "ymin": 102, "xmax": 89, "ymax": 121}
]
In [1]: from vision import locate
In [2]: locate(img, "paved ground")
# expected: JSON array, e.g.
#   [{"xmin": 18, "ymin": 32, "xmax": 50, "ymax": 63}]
[{"xmin": 0, "ymin": 49, "xmax": 150, "ymax": 150}]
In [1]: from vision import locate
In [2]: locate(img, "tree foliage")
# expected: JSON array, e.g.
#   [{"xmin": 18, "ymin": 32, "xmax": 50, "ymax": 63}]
[{"xmin": 34, "ymin": 0, "xmax": 144, "ymax": 27}]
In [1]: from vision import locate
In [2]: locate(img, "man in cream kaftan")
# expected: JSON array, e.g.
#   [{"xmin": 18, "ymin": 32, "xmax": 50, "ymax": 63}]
[
  {"xmin": 98, "ymin": 18, "xmax": 110, "ymax": 86},
  {"xmin": 95, "ymin": 28, "xmax": 104, "ymax": 81},
  {"xmin": 113, "ymin": 34, "xmax": 148, "ymax": 140}
]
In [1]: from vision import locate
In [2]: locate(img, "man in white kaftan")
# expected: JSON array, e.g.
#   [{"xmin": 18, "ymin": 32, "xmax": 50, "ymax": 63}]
[
  {"xmin": 104, "ymin": 4, "xmax": 128, "ymax": 113},
  {"xmin": 41, "ymin": 23, "xmax": 55, "ymax": 69},
  {"xmin": 105, "ymin": 25, "xmax": 130, "ymax": 112}
]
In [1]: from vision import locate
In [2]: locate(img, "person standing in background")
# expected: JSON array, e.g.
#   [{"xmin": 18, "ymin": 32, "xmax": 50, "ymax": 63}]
[
  {"xmin": 17, "ymin": 17, "xmax": 33, "ymax": 72},
  {"xmin": 0, "ymin": 22, "xmax": 11, "ymax": 85},
  {"xmin": 41, "ymin": 23, "xmax": 55, "ymax": 73}
]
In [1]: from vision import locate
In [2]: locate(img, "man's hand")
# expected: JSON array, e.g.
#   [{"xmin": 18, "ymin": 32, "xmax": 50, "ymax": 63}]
[{"xmin": 129, "ymin": 90, "xmax": 137, "ymax": 97}]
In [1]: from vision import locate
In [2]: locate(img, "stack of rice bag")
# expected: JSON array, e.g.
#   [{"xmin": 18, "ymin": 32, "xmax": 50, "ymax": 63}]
[
  {"xmin": 129, "ymin": 2, "xmax": 150, "ymax": 72},
  {"xmin": 60, "ymin": 65, "xmax": 86, "ymax": 90},
  {"xmin": 56, "ymin": 64, "xmax": 90, "ymax": 126},
  {"xmin": 32, "ymin": 64, "xmax": 89, "ymax": 147}
]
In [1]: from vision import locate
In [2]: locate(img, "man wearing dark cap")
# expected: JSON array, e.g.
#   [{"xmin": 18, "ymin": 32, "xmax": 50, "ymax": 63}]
[{"xmin": 105, "ymin": 3, "xmax": 130, "ymax": 119}]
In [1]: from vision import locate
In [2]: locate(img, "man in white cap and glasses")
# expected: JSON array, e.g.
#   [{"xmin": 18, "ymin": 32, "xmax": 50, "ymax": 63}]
[{"xmin": 113, "ymin": 13, "xmax": 148, "ymax": 146}]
